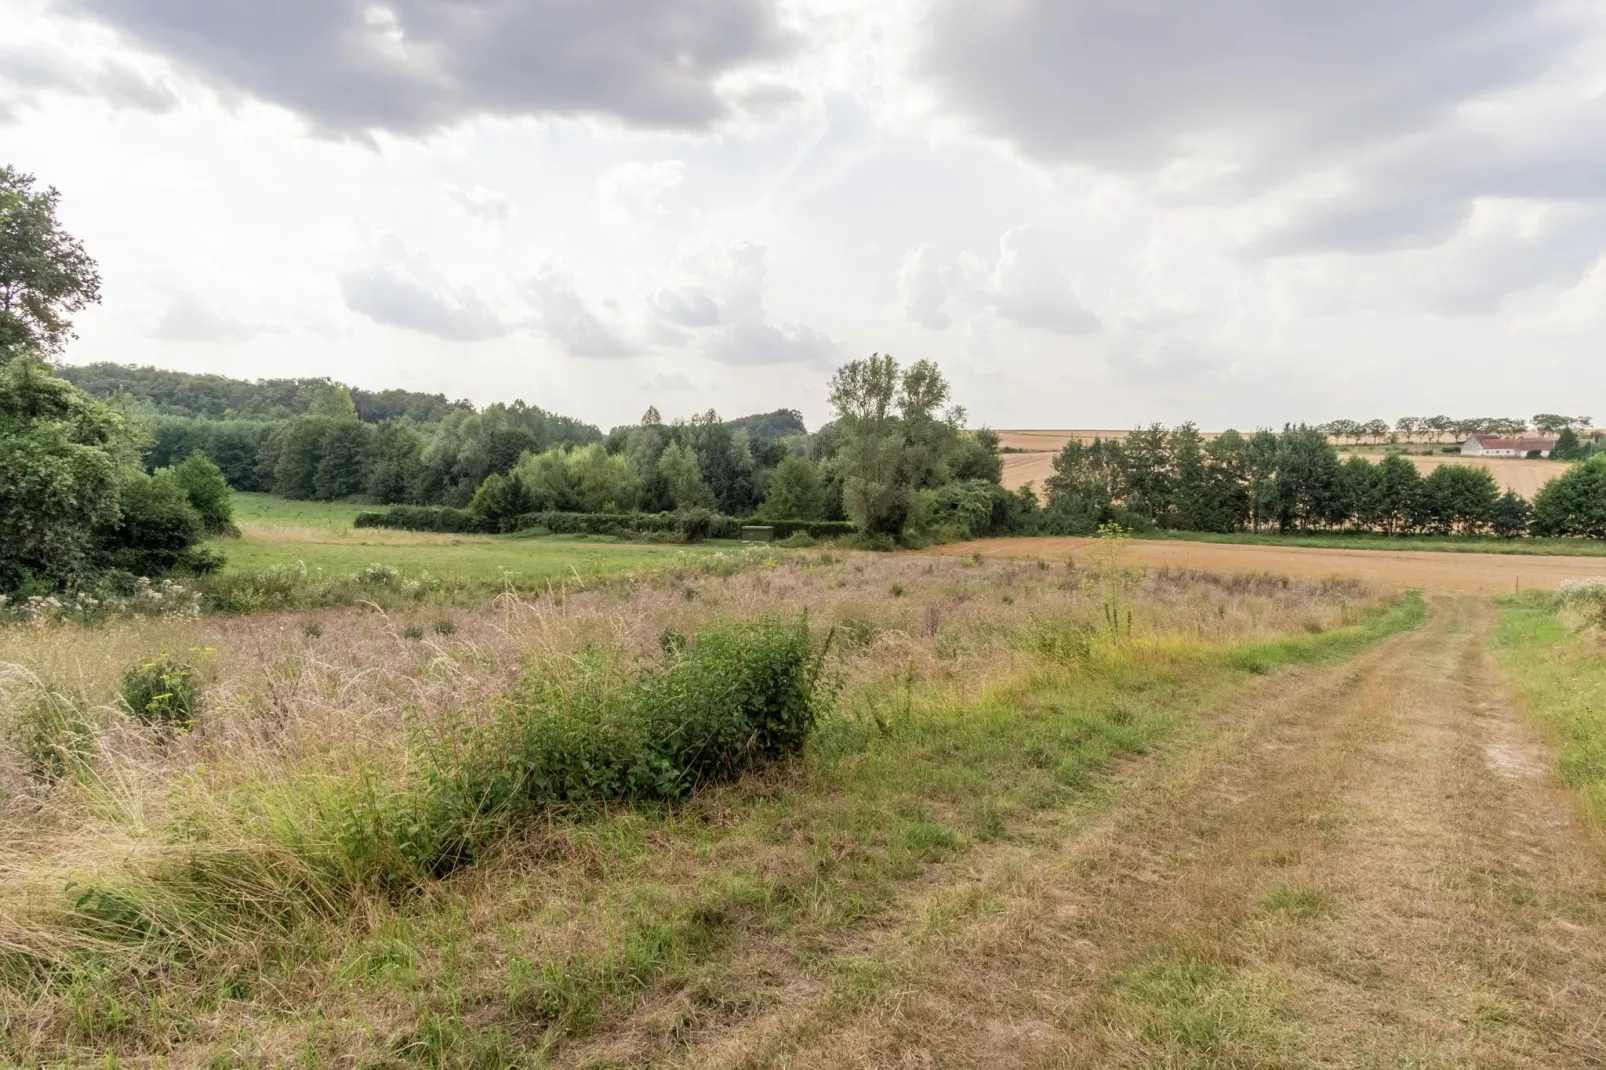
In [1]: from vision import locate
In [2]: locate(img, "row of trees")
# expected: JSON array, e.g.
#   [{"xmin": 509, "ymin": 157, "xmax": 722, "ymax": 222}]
[
  {"xmin": 1040, "ymin": 425, "xmax": 1541, "ymax": 537},
  {"xmin": 1317, "ymin": 415, "xmax": 1597, "ymax": 444}
]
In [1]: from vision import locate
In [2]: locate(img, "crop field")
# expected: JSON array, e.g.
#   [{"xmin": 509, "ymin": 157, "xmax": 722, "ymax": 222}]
[{"xmin": 999, "ymin": 431, "xmax": 1572, "ymax": 498}]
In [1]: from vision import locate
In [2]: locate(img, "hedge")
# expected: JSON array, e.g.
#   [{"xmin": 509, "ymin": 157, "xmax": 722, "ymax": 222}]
[
  {"xmin": 353, "ymin": 506, "xmax": 490, "ymax": 533},
  {"xmin": 354, "ymin": 507, "xmax": 857, "ymax": 541}
]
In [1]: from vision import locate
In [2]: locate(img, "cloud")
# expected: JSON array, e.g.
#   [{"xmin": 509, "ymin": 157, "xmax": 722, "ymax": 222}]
[
  {"xmin": 524, "ymin": 268, "xmax": 636, "ymax": 358},
  {"xmin": 0, "ymin": 41, "xmax": 177, "ymax": 121},
  {"xmin": 896, "ymin": 227, "xmax": 1100, "ymax": 334},
  {"xmin": 447, "ymin": 186, "xmax": 514, "ymax": 224},
  {"xmin": 705, "ymin": 320, "xmax": 838, "ymax": 366},
  {"xmin": 645, "ymin": 371, "xmax": 697, "ymax": 392},
  {"xmin": 648, "ymin": 242, "xmax": 840, "ymax": 363},
  {"xmin": 340, "ymin": 240, "xmax": 513, "ymax": 341},
  {"xmin": 152, "ymin": 292, "xmax": 266, "ymax": 343},
  {"xmin": 917, "ymin": 0, "xmax": 1606, "ymax": 263},
  {"xmin": 597, "ymin": 160, "xmax": 685, "ymax": 223},
  {"xmin": 896, "ymin": 245, "xmax": 951, "ymax": 329},
  {"xmin": 59, "ymin": 0, "xmax": 798, "ymax": 136}
]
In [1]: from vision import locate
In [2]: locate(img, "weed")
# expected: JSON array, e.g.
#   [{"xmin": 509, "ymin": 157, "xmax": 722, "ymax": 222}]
[
  {"xmin": 404, "ymin": 625, "xmax": 425, "ymax": 641},
  {"xmin": 121, "ymin": 655, "xmax": 198, "ymax": 729},
  {"xmin": 1262, "ymin": 884, "xmax": 1336, "ymax": 920},
  {"xmin": 13, "ymin": 687, "xmax": 95, "ymax": 784},
  {"xmin": 302, "ymin": 620, "xmax": 323, "ymax": 638},
  {"xmin": 433, "ymin": 618, "xmax": 458, "ymax": 636}
]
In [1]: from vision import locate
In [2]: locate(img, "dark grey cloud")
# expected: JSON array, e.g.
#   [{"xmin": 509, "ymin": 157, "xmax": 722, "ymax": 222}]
[
  {"xmin": 341, "ymin": 247, "xmax": 512, "ymax": 342},
  {"xmin": 0, "ymin": 41, "xmax": 177, "ymax": 121},
  {"xmin": 60, "ymin": 0, "xmax": 797, "ymax": 136}
]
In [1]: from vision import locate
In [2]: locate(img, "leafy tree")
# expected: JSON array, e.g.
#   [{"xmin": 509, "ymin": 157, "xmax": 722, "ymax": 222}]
[
  {"xmin": 313, "ymin": 419, "xmax": 373, "ymax": 499},
  {"xmin": 1245, "ymin": 430, "xmax": 1281, "ymax": 532},
  {"xmin": 1531, "ymin": 457, "xmax": 1606, "ymax": 537},
  {"xmin": 0, "ymin": 355, "xmax": 129, "ymax": 588},
  {"xmin": 1533, "ymin": 413, "xmax": 1573, "ymax": 434},
  {"xmin": 365, "ymin": 421, "xmax": 425, "ymax": 504},
  {"xmin": 306, "ymin": 381, "xmax": 358, "ymax": 419},
  {"xmin": 1419, "ymin": 464, "xmax": 1498, "ymax": 535},
  {"xmin": 273, "ymin": 416, "xmax": 335, "ymax": 500},
  {"xmin": 568, "ymin": 443, "xmax": 642, "ymax": 512},
  {"xmin": 171, "ymin": 452, "xmax": 235, "ymax": 535},
  {"xmin": 1552, "ymin": 427, "xmax": 1584, "ymax": 460},
  {"xmin": 1374, "ymin": 453, "xmax": 1422, "ymax": 534},
  {"xmin": 951, "ymin": 427, "xmax": 1004, "ymax": 483},
  {"xmin": 0, "ymin": 166, "xmax": 101, "ymax": 358},
  {"xmin": 757, "ymin": 456, "xmax": 826, "ymax": 520},
  {"xmin": 1490, "ymin": 490, "xmax": 1531, "ymax": 538},
  {"xmin": 96, "ymin": 469, "xmax": 204, "ymax": 577},
  {"xmin": 657, "ymin": 441, "xmax": 716, "ymax": 510},
  {"xmin": 1274, "ymin": 425, "xmax": 1342, "ymax": 531},
  {"xmin": 467, "ymin": 471, "xmax": 532, "ymax": 524}
]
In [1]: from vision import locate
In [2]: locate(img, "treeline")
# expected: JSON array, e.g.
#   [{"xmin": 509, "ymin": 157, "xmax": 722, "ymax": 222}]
[
  {"xmin": 1032, "ymin": 424, "xmax": 1602, "ymax": 538},
  {"xmin": 59, "ymin": 362, "xmax": 475, "ymax": 423},
  {"xmin": 1322, "ymin": 413, "xmax": 1596, "ymax": 444}
]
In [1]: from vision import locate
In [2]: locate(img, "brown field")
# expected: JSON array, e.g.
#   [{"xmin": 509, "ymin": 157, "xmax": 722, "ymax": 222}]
[
  {"xmin": 929, "ymin": 536, "xmax": 1606, "ymax": 594},
  {"xmin": 997, "ymin": 430, "xmax": 1571, "ymax": 496}
]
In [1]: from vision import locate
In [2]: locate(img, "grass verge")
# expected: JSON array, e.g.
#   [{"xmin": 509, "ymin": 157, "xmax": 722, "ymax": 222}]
[
  {"xmin": 1492, "ymin": 590, "xmax": 1606, "ymax": 820},
  {"xmin": 1146, "ymin": 529, "xmax": 1606, "ymax": 557}
]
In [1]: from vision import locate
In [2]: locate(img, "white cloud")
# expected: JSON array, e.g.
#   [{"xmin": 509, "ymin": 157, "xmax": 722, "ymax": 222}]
[
  {"xmin": 524, "ymin": 268, "xmax": 636, "ymax": 359},
  {"xmin": 896, "ymin": 244, "xmax": 951, "ymax": 329},
  {"xmin": 447, "ymin": 186, "xmax": 514, "ymax": 224},
  {"xmin": 340, "ymin": 239, "xmax": 514, "ymax": 342},
  {"xmin": 896, "ymin": 227, "xmax": 1100, "ymax": 335},
  {"xmin": 597, "ymin": 160, "xmax": 686, "ymax": 224},
  {"xmin": 152, "ymin": 291, "xmax": 267, "ymax": 343}
]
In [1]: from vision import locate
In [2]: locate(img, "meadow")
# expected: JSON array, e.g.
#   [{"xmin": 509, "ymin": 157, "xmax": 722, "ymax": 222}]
[{"xmin": 0, "ymin": 541, "xmax": 1412, "ymax": 1067}]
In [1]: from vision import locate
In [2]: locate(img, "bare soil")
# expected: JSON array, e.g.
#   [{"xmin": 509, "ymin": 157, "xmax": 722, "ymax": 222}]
[
  {"xmin": 668, "ymin": 596, "xmax": 1606, "ymax": 1067},
  {"xmin": 930, "ymin": 536, "xmax": 1606, "ymax": 593}
]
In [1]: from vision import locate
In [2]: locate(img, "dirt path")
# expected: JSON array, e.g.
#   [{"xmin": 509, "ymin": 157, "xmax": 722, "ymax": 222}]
[
  {"xmin": 931, "ymin": 536, "xmax": 1606, "ymax": 594},
  {"xmin": 676, "ymin": 597, "xmax": 1606, "ymax": 1067}
]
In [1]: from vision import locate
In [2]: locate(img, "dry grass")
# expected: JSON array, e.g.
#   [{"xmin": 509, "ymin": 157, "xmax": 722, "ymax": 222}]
[{"xmin": 0, "ymin": 550, "xmax": 1395, "ymax": 1067}]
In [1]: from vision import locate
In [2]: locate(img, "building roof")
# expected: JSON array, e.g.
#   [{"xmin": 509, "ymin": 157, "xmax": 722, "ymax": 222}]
[{"xmin": 1469, "ymin": 434, "xmax": 1558, "ymax": 451}]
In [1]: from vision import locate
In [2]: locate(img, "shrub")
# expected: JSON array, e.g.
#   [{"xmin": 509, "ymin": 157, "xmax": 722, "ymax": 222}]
[
  {"xmin": 353, "ymin": 506, "xmax": 490, "ymax": 534},
  {"xmin": 392, "ymin": 614, "xmax": 831, "ymax": 881},
  {"xmin": 1532, "ymin": 457, "xmax": 1606, "ymax": 537},
  {"xmin": 96, "ymin": 469, "xmax": 205, "ymax": 578},
  {"xmin": 171, "ymin": 452, "xmax": 237, "ymax": 536},
  {"xmin": 121, "ymin": 655, "xmax": 198, "ymax": 729},
  {"xmin": 432, "ymin": 618, "xmax": 457, "ymax": 636}
]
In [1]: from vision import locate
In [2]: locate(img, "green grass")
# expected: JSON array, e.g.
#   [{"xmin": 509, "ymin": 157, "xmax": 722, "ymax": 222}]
[
  {"xmin": 1144, "ymin": 529, "xmax": 1606, "ymax": 557},
  {"xmin": 1492, "ymin": 592, "xmax": 1606, "ymax": 820},
  {"xmin": 214, "ymin": 492, "xmax": 747, "ymax": 595},
  {"xmin": 230, "ymin": 492, "xmax": 375, "ymax": 529}
]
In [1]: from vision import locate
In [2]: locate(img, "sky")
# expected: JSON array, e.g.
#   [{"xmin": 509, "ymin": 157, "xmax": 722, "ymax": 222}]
[{"xmin": 3, "ymin": 0, "xmax": 1605, "ymax": 432}]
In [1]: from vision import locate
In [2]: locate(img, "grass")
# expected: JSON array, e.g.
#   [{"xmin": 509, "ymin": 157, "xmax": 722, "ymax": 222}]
[
  {"xmin": 1145, "ymin": 528, "xmax": 1606, "ymax": 557},
  {"xmin": 205, "ymin": 492, "xmax": 748, "ymax": 603},
  {"xmin": 0, "ymin": 551, "xmax": 1420, "ymax": 1066},
  {"xmin": 1492, "ymin": 589, "xmax": 1606, "ymax": 820}
]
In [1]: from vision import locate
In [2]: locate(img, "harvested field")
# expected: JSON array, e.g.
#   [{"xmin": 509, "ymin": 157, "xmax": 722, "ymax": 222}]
[
  {"xmin": 929, "ymin": 536, "xmax": 1606, "ymax": 593},
  {"xmin": 1340, "ymin": 452, "xmax": 1568, "ymax": 498}
]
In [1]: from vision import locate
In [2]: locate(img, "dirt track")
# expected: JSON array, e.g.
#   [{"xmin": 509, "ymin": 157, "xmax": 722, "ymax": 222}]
[
  {"xmin": 680, "ymin": 597, "xmax": 1606, "ymax": 1067},
  {"xmin": 928, "ymin": 536, "xmax": 1606, "ymax": 594}
]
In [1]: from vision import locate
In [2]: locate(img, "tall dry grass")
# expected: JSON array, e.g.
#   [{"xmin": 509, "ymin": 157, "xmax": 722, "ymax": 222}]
[{"xmin": 0, "ymin": 548, "xmax": 1392, "ymax": 1065}]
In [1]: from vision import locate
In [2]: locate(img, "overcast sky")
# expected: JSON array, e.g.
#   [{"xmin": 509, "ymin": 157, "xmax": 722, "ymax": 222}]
[{"xmin": 4, "ymin": 0, "xmax": 1605, "ymax": 431}]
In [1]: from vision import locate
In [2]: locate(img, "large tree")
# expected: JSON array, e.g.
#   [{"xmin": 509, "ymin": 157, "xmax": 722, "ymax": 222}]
[{"xmin": 0, "ymin": 166, "xmax": 102, "ymax": 358}]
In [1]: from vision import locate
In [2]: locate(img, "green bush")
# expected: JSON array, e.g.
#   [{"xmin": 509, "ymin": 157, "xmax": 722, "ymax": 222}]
[
  {"xmin": 358, "ymin": 505, "xmax": 857, "ymax": 543},
  {"xmin": 353, "ymin": 506, "xmax": 490, "ymax": 533},
  {"xmin": 95, "ymin": 469, "xmax": 206, "ymax": 578},
  {"xmin": 389, "ymin": 614, "xmax": 831, "ymax": 882},
  {"xmin": 121, "ymin": 655, "xmax": 198, "ymax": 728},
  {"xmin": 170, "ymin": 452, "xmax": 237, "ymax": 536},
  {"xmin": 1532, "ymin": 457, "xmax": 1606, "ymax": 537}
]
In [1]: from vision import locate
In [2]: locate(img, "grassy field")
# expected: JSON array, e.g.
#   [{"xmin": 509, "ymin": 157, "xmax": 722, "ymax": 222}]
[
  {"xmin": 216, "ymin": 492, "xmax": 744, "ymax": 594},
  {"xmin": 0, "ymin": 548, "xmax": 1414, "ymax": 1066}
]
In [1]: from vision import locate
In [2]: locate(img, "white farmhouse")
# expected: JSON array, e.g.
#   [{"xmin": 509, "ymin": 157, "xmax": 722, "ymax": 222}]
[{"xmin": 1461, "ymin": 434, "xmax": 1558, "ymax": 458}]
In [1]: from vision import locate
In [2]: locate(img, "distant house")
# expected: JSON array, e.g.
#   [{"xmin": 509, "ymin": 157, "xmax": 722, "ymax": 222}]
[{"xmin": 1461, "ymin": 434, "xmax": 1558, "ymax": 458}]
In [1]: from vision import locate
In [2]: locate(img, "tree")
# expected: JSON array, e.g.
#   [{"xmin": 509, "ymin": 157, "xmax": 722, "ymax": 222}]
[
  {"xmin": 1273, "ymin": 425, "xmax": 1342, "ymax": 531},
  {"xmin": 96, "ymin": 470, "xmax": 205, "ymax": 577},
  {"xmin": 1533, "ymin": 413, "xmax": 1573, "ymax": 434},
  {"xmin": 1490, "ymin": 491, "xmax": 1531, "ymax": 538},
  {"xmin": 467, "ymin": 471, "xmax": 532, "ymax": 524},
  {"xmin": 0, "ymin": 166, "xmax": 102, "ymax": 358},
  {"xmin": 1168, "ymin": 423, "xmax": 1210, "ymax": 530},
  {"xmin": 1419, "ymin": 464, "xmax": 1497, "ymax": 535},
  {"xmin": 757, "ymin": 456, "xmax": 825, "ymax": 520},
  {"xmin": 171, "ymin": 452, "xmax": 235, "ymax": 535},
  {"xmin": 1531, "ymin": 457, "xmax": 1606, "ymax": 537},
  {"xmin": 1375, "ymin": 453, "xmax": 1422, "ymax": 534},
  {"xmin": 1552, "ymin": 427, "xmax": 1584, "ymax": 460},
  {"xmin": 657, "ymin": 441, "xmax": 716, "ymax": 510},
  {"xmin": 365, "ymin": 421, "xmax": 425, "ymax": 504},
  {"xmin": 829, "ymin": 354, "xmax": 911, "ymax": 537},
  {"xmin": 0, "ymin": 354, "xmax": 129, "ymax": 588},
  {"xmin": 313, "ymin": 419, "xmax": 373, "ymax": 499}
]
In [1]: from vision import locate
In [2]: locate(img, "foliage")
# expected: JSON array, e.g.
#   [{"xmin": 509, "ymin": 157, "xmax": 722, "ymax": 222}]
[
  {"xmin": 0, "ymin": 165, "xmax": 101, "ymax": 357},
  {"xmin": 0, "ymin": 355, "xmax": 131, "ymax": 590},
  {"xmin": 95, "ymin": 469, "xmax": 209, "ymax": 577},
  {"xmin": 723, "ymin": 408, "xmax": 808, "ymax": 442},
  {"xmin": 1531, "ymin": 457, "xmax": 1606, "ymax": 537},
  {"xmin": 12, "ymin": 686, "xmax": 95, "ymax": 784},
  {"xmin": 120, "ymin": 655, "xmax": 199, "ymax": 729},
  {"xmin": 756, "ymin": 455, "xmax": 826, "ymax": 521},
  {"xmin": 170, "ymin": 452, "xmax": 236, "ymax": 536},
  {"xmin": 60, "ymin": 363, "xmax": 474, "ymax": 423}
]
